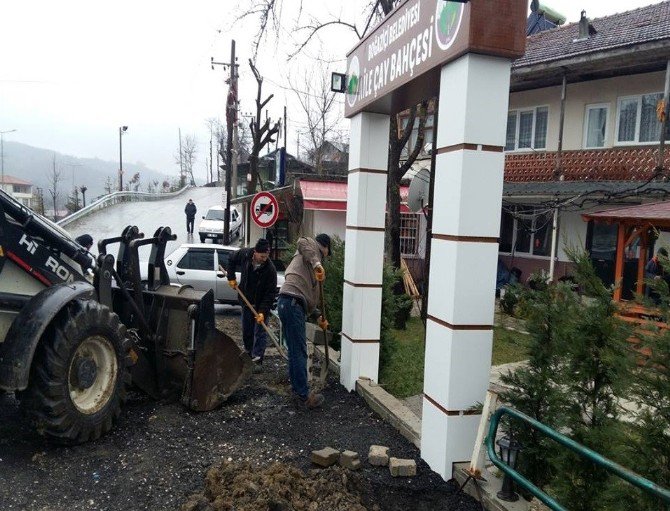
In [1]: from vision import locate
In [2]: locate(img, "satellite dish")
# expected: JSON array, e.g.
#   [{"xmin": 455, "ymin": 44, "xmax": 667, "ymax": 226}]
[{"xmin": 407, "ymin": 167, "xmax": 431, "ymax": 213}]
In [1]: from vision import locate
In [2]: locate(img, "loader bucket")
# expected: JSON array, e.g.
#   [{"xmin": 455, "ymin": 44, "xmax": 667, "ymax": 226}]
[
  {"xmin": 121, "ymin": 284, "xmax": 251, "ymax": 410},
  {"xmin": 182, "ymin": 328, "xmax": 252, "ymax": 411}
]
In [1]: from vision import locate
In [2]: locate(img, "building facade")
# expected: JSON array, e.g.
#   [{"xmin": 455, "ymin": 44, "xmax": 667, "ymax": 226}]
[{"xmin": 0, "ymin": 175, "xmax": 34, "ymax": 208}]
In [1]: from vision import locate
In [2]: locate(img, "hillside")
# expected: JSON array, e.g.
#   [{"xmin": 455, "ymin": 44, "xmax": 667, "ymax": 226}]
[{"xmin": 1, "ymin": 141, "xmax": 177, "ymax": 205}]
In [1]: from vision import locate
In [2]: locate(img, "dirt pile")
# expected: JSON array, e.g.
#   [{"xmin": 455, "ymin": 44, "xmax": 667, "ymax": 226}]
[{"xmin": 182, "ymin": 460, "xmax": 374, "ymax": 511}]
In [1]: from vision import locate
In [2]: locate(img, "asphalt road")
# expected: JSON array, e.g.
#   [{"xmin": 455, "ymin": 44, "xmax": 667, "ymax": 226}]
[{"xmin": 64, "ymin": 187, "xmax": 234, "ymax": 260}]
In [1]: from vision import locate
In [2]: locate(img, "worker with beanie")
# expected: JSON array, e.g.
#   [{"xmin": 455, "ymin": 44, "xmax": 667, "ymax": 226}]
[
  {"xmin": 277, "ymin": 233, "xmax": 331, "ymax": 409},
  {"xmin": 227, "ymin": 238, "xmax": 277, "ymax": 365}
]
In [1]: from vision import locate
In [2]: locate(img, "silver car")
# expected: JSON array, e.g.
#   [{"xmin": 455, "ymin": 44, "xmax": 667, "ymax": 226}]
[{"xmin": 163, "ymin": 243, "xmax": 284, "ymax": 305}]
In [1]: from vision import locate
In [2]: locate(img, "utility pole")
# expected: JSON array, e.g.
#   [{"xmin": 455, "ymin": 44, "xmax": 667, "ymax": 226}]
[{"xmin": 212, "ymin": 41, "xmax": 238, "ymax": 245}]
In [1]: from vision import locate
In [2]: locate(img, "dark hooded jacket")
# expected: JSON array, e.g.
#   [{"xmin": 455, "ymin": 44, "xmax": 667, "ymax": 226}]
[
  {"xmin": 227, "ymin": 248, "xmax": 277, "ymax": 314},
  {"xmin": 184, "ymin": 202, "xmax": 197, "ymax": 219}
]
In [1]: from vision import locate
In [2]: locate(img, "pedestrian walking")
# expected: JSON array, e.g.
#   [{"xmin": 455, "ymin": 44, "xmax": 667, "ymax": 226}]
[
  {"xmin": 276, "ymin": 233, "xmax": 331, "ymax": 409},
  {"xmin": 227, "ymin": 238, "xmax": 277, "ymax": 367},
  {"xmin": 184, "ymin": 198, "xmax": 197, "ymax": 235}
]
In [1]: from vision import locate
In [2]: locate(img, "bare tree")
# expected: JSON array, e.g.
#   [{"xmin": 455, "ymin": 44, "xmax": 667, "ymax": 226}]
[
  {"xmin": 241, "ymin": 0, "xmax": 429, "ymax": 267},
  {"xmin": 175, "ymin": 135, "xmax": 198, "ymax": 188},
  {"xmin": 290, "ymin": 61, "xmax": 341, "ymax": 174},
  {"xmin": 387, "ymin": 101, "xmax": 430, "ymax": 269},
  {"xmin": 34, "ymin": 187, "xmax": 46, "ymax": 216},
  {"xmin": 247, "ymin": 59, "xmax": 280, "ymax": 194},
  {"xmin": 47, "ymin": 153, "xmax": 62, "ymax": 221},
  {"xmin": 104, "ymin": 176, "xmax": 114, "ymax": 195},
  {"xmin": 235, "ymin": 0, "xmax": 391, "ymax": 60},
  {"xmin": 205, "ymin": 118, "xmax": 224, "ymax": 183},
  {"xmin": 128, "ymin": 172, "xmax": 141, "ymax": 192},
  {"xmin": 79, "ymin": 185, "xmax": 88, "ymax": 207}
]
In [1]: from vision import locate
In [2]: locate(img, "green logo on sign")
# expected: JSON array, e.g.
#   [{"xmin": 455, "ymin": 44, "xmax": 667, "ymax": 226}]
[{"xmin": 435, "ymin": 1, "xmax": 464, "ymax": 50}]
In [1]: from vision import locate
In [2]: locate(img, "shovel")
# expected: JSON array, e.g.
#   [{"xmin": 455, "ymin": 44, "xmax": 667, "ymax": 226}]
[
  {"xmin": 221, "ymin": 265, "xmax": 288, "ymax": 360},
  {"xmin": 317, "ymin": 279, "xmax": 330, "ymax": 383}
]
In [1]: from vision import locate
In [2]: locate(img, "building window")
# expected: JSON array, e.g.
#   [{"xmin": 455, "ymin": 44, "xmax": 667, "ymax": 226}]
[
  {"xmin": 400, "ymin": 213, "xmax": 420, "ymax": 257},
  {"xmin": 499, "ymin": 206, "xmax": 553, "ymax": 257},
  {"xmin": 616, "ymin": 93, "xmax": 666, "ymax": 144},
  {"xmin": 505, "ymin": 106, "xmax": 548, "ymax": 151},
  {"xmin": 584, "ymin": 104, "xmax": 609, "ymax": 148}
]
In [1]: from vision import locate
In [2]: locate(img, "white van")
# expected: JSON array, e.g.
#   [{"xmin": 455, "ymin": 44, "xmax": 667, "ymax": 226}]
[{"xmin": 198, "ymin": 205, "xmax": 241, "ymax": 243}]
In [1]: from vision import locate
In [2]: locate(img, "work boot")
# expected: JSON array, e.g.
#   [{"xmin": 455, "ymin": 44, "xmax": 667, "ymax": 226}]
[{"xmin": 304, "ymin": 391, "xmax": 325, "ymax": 409}]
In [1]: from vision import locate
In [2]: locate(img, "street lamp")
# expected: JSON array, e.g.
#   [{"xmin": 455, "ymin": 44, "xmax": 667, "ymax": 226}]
[
  {"xmin": 119, "ymin": 126, "xmax": 128, "ymax": 191},
  {"xmin": 1, "ymin": 129, "xmax": 18, "ymax": 192},
  {"xmin": 496, "ymin": 435, "xmax": 523, "ymax": 502}
]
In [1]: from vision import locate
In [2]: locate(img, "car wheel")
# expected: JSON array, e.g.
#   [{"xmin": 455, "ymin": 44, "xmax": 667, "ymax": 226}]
[
  {"xmin": 199, "ymin": 235, "xmax": 206, "ymax": 243},
  {"xmin": 21, "ymin": 299, "xmax": 131, "ymax": 444}
]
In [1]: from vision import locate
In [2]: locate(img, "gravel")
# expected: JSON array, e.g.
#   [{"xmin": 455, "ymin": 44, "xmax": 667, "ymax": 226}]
[{"xmin": 0, "ymin": 308, "xmax": 481, "ymax": 511}]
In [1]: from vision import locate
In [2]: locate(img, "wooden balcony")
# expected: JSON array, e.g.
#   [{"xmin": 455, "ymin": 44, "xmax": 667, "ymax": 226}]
[{"xmin": 504, "ymin": 146, "xmax": 670, "ymax": 182}]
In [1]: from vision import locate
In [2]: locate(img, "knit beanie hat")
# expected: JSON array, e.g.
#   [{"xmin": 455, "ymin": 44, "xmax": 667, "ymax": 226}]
[{"xmin": 254, "ymin": 238, "xmax": 270, "ymax": 253}]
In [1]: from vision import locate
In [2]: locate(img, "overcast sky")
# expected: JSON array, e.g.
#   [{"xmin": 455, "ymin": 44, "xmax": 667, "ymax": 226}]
[{"xmin": 0, "ymin": 0, "xmax": 665, "ymax": 184}]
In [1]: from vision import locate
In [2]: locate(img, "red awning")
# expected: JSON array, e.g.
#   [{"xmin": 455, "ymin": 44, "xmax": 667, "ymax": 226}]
[{"xmin": 299, "ymin": 180, "xmax": 410, "ymax": 212}]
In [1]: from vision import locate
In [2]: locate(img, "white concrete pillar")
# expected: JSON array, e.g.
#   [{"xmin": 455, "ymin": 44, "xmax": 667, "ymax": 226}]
[
  {"xmin": 420, "ymin": 54, "xmax": 512, "ymax": 479},
  {"xmin": 340, "ymin": 112, "xmax": 390, "ymax": 391}
]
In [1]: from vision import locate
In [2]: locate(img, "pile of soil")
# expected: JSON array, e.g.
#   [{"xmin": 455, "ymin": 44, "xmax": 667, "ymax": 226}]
[{"xmin": 182, "ymin": 461, "xmax": 369, "ymax": 511}]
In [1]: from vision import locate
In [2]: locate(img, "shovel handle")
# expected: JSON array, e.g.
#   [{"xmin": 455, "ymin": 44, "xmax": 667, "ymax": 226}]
[
  {"xmin": 318, "ymin": 280, "xmax": 330, "ymax": 382},
  {"xmin": 221, "ymin": 265, "xmax": 286, "ymax": 359}
]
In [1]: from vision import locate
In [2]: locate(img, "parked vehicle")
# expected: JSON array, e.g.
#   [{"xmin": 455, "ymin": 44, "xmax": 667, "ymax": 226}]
[
  {"xmin": 198, "ymin": 206, "xmax": 241, "ymax": 243},
  {"xmin": 161, "ymin": 243, "xmax": 285, "ymax": 305}
]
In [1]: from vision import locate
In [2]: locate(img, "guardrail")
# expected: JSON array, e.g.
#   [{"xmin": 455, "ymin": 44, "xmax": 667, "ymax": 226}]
[
  {"xmin": 57, "ymin": 187, "xmax": 191, "ymax": 227},
  {"xmin": 485, "ymin": 406, "xmax": 670, "ymax": 511}
]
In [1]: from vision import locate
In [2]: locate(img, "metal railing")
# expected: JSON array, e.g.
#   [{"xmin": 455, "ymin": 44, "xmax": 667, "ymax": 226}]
[
  {"xmin": 485, "ymin": 406, "xmax": 670, "ymax": 511},
  {"xmin": 57, "ymin": 187, "xmax": 191, "ymax": 227}
]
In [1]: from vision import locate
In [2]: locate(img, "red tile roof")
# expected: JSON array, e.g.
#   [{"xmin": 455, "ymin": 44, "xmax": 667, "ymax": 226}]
[
  {"xmin": 583, "ymin": 200, "xmax": 670, "ymax": 225},
  {"xmin": 514, "ymin": 2, "xmax": 670, "ymax": 69},
  {"xmin": 0, "ymin": 175, "xmax": 32, "ymax": 186}
]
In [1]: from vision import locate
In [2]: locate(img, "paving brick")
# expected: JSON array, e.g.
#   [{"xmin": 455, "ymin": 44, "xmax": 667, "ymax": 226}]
[
  {"xmin": 310, "ymin": 447, "xmax": 340, "ymax": 467},
  {"xmin": 339, "ymin": 450, "xmax": 362, "ymax": 470},
  {"xmin": 368, "ymin": 445, "xmax": 390, "ymax": 466},
  {"xmin": 389, "ymin": 457, "xmax": 417, "ymax": 477}
]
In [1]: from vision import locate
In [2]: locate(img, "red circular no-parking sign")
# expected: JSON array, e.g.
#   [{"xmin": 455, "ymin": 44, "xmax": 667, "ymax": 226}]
[{"xmin": 250, "ymin": 191, "xmax": 279, "ymax": 228}]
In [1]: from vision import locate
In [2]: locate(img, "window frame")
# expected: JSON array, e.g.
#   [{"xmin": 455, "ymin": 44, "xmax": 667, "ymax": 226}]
[
  {"xmin": 498, "ymin": 206, "xmax": 555, "ymax": 259},
  {"xmin": 614, "ymin": 92, "xmax": 664, "ymax": 146},
  {"xmin": 583, "ymin": 103, "xmax": 610, "ymax": 149},
  {"xmin": 399, "ymin": 213, "xmax": 421, "ymax": 258},
  {"xmin": 177, "ymin": 248, "xmax": 216, "ymax": 271},
  {"xmin": 504, "ymin": 105, "xmax": 549, "ymax": 152}
]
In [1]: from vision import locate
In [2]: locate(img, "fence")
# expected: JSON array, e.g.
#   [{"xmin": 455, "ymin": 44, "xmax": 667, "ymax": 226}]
[
  {"xmin": 57, "ymin": 187, "xmax": 191, "ymax": 228},
  {"xmin": 486, "ymin": 406, "xmax": 670, "ymax": 511}
]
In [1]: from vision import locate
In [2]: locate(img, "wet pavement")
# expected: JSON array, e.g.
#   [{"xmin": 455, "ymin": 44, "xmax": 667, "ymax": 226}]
[{"xmin": 64, "ymin": 187, "xmax": 233, "ymax": 260}]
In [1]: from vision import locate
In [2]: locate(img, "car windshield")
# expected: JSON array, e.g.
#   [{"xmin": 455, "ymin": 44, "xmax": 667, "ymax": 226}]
[{"xmin": 205, "ymin": 210, "xmax": 225, "ymax": 221}]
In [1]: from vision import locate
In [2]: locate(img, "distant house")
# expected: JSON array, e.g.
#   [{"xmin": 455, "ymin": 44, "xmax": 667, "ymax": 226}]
[{"xmin": 0, "ymin": 175, "xmax": 34, "ymax": 208}]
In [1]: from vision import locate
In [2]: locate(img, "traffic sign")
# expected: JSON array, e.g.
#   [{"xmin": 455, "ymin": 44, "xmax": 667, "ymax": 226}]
[{"xmin": 250, "ymin": 191, "xmax": 279, "ymax": 228}]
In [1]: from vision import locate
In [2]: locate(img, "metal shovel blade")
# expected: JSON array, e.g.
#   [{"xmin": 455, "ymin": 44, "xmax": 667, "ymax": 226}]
[{"xmin": 182, "ymin": 329, "xmax": 252, "ymax": 412}]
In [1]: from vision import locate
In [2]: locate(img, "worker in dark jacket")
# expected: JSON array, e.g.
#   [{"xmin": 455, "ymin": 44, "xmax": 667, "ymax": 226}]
[
  {"xmin": 184, "ymin": 199, "xmax": 197, "ymax": 235},
  {"xmin": 227, "ymin": 238, "xmax": 277, "ymax": 365}
]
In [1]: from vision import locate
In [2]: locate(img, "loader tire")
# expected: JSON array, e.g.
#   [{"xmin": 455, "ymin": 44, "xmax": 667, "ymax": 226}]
[{"xmin": 22, "ymin": 299, "xmax": 132, "ymax": 444}]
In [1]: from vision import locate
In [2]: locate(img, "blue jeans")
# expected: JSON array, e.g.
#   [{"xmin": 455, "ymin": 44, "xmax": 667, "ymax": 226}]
[
  {"xmin": 241, "ymin": 307, "xmax": 269, "ymax": 361},
  {"xmin": 277, "ymin": 295, "xmax": 309, "ymax": 399}
]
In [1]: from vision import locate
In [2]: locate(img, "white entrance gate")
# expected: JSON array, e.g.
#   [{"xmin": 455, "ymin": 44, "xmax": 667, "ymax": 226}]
[{"xmin": 340, "ymin": 0, "xmax": 526, "ymax": 479}]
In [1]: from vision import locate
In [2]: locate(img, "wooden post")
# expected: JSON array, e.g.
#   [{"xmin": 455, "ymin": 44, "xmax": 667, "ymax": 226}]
[
  {"xmin": 637, "ymin": 231, "xmax": 648, "ymax": 297},
  {"xmin": 614, "ymin": 223, "xmax": 626, "ymax": 302}
]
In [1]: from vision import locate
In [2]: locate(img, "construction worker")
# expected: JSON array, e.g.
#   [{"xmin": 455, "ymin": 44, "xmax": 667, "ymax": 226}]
[
  {"xmin": 227, "ymin": 238, "xmax": 277, "ymax": 366},
  {"xmin": 74, "ymin": 234, "xmax": 93, "ymax": 251},
  {"xmin": 277, "ymin": 233, "xmax": 331, "ymax": 409},
  {"xmin": 184, "ymin": 198, "xmax": 197, "ymax": 235}
]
